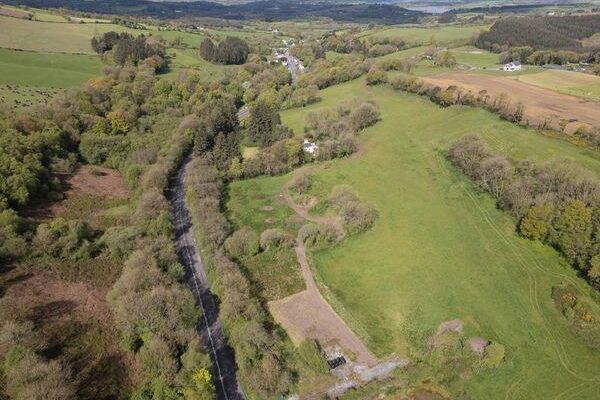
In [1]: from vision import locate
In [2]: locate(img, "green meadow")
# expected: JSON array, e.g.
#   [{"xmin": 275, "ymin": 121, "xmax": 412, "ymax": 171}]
[
  {"xmin": 360, "ymin": 24, "xmax": 488, "ymax": 47},
  {"xmin": 228, "ymin": 79, "xmax": 600, "ymax": 398},
  {"xmin": 0, "ymin": 15, "xmax": 151, "ymax": 53},
  {"xmin": 511, "ymin": 69, "xmax": 600, "ymax": 101},
  {"xmin": 0, "ymin": 48, "xmax": 102, "ymax": 87}
]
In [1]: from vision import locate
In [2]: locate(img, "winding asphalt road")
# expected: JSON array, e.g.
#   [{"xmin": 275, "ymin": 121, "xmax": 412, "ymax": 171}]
[{"xmin": 171, "ymin": 154, "xmax": 245, "ymax": 400}]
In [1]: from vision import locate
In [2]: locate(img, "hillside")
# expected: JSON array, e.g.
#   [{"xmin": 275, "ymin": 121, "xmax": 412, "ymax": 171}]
[{"xmin": 476, "ymin": 14, "xmax": 600, "ymax": 50}]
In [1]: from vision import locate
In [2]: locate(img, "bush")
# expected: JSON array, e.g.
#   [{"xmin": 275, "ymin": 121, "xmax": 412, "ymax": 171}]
[
  {"xmin": 224, "ymin": 227, "xmax": 260, "ymax": 259},
  {"xmin": 5, "ymin": 352, "xmax": 76, "ymax": 400},
  {"xmin": 0, "ymin": 209, "xmax": 28, "ymax": 261},
  {"xmin": 365, "ymin": 66, "xmax": 387, "ymax": 86},
  {"xmin": 482, "ymin": 342, "xmax": 505, "ymax": 368},
  {"xmin": 520, "ymin": 203, "xmax": 554, "ymax": 240},
  {"xmin": 33, "ymin": 218, "xmax": 96, "ymax": 260},
  {"xmin": 298, "ymin": 223, "xmax": 339, "ymax": 248},
  {"xmin": 348, "ymin": 102, "xmax": 380, "ymax": 132},
  {"xmin": 340, "ymin": 201, "xmax": 378, "ymax": 234},
  {"xmin": 98, "ymin": 226, "xmax": 140, "ymax": 259},
  {"xmin": 289, "ymin": 173, "xmax": 311, "ymax": 195},
  {"xmin": 259, "ymin": 229, "xmax": 294, "ymax": 250},
  {"xmin": 328, "ymin": 185, "xmax": 359, "ymax": 206}
]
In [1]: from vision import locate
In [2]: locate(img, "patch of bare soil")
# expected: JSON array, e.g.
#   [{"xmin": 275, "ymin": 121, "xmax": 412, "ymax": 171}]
[
  {"xmin": 423, "ymin": 72, "xmax": 600, "ymax": 132},
  {"xmin": 0, "ymin": 7, "xmax": 31, "ymax": 18},
  {"xmin": 59, "ymin": 165, "xmax": 131, "ymax": 199},
  {"xmin": 26, "ymin": 165, "xmax": 131, "ymax": 222}
]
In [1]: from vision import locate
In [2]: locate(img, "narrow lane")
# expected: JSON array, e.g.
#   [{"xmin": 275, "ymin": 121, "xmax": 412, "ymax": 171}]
[{"xmin": 171, "ymin": 154, "xmax": 245, "ymax": 400}]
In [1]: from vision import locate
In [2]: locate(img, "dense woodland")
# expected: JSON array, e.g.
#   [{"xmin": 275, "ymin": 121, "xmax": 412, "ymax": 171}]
[
  {"xmin": 92, "ymin": 32, "xmax": 167, "ymax": 72},
  {"xmin": 199, "ymin": 36, "xmax": 249, "ymax": 65},
  {"xmin": 476, "ymin": 15, "xmax": 600, "ymax": 51}
]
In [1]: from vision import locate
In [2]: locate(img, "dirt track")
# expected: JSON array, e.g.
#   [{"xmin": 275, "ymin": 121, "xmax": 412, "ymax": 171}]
[
  {"xmin": 268, "ymin": 177, "xmax": 377, "ymax": 366},
  {"xmin": 423, "ymin": 72, "xmax": 600, "ymax": 132}
]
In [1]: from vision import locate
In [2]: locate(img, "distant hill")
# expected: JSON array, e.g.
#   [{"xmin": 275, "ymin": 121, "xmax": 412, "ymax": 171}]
[{"xmin": 3, "ymin": 0, "xmax": 427, "ymax": 23}]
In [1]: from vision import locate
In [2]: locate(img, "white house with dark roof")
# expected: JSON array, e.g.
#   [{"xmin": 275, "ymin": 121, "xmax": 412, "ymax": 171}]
[{"xmin": 503, "ymin": 61, "xmax": 522, "ymax": 71}]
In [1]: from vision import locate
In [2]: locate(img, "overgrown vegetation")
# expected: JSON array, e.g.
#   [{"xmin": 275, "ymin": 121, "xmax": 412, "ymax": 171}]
[
  {"xmin": 448, "ymin": 135, "xmax": 600, "ymax": 292},
  {"xmin": 0, "ymin": 63, "xmax": 226, "ymax": 398}
]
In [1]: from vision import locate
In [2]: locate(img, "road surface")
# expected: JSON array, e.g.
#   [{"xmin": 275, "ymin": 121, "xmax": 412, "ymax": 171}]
[
  {"xmin": 284, "ymin": 50, "xmax": 303, "ymax": 85},
  {"xmin": 171, "ymin": 154, "xmax": 245, "ymax": 400}
]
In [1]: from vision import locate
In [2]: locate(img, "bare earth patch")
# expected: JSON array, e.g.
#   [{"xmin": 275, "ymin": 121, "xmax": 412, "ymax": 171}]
[
  {"xmin": 423, "ymin": 72, "xmax": 600, "ymax": 132},
  {"xmin": 59, "ymin": 165, "xmax": 131, "ymax": 199}
]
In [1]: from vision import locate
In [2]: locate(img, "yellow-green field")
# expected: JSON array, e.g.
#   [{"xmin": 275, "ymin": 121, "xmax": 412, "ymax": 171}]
[
  {"xmin": 510, "ymin": 69, "xmax": 600, "ymax": 101},
  {"xmin": 360, "ymin": 24, "xmax": 488, "ymax": 47},
  {"xmin": 0, "ymin": 48, "xmax": 102, "ymax": 87},
  {"xmin": 229, "ymin": 78, "xmax": 600, "ymax": 398},
  {"xmin": 0, "ymin": 15, "xmax": 153, "ymax": 53}
]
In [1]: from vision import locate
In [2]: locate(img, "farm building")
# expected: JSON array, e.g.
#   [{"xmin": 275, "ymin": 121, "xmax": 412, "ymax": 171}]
[{"xmin": 503, "ymin": 61, "xmax": 522, "ymax": 71}]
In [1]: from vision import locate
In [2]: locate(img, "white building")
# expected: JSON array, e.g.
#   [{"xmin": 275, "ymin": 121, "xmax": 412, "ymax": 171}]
[
  {"xmin": 503, "ymin": 61, "xmax": 522, "ymax": 72},
  {"xmin": 303, "ymin": 139, "xmax": 318, "ymax": 155}
]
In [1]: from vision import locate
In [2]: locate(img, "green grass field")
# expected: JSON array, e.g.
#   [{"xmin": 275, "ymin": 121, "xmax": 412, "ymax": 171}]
[
  {"xmin": 510, "ymin": 69, "xmax": 600, "ymax": 101},
  {"xmin": 0, "ymin": 14, "xmax": 237, "ymax": 54},
  {"xmin": 0, "ymin": 84, "xmax": 60, "ymax": 110},
  {"xmin": 0, "ymin": 15, "xmax": 153, "ymax": 53},
  {"xmin": 453, "ymin": 45, "xmax": 501, "ymax": 68},
  {"xmin": 228, "ymin": 79, "xmax": 600, "ymax": 398},
  {"xmin": 360, "ymin": 24, "xmax": 488, "ymax": 47},
  {"xmin": 0, "ymin": 48, "xmax": 102, "ymax": 87},
  {"xmin": 165, "ymin": 48, "xmax": 236, "ymax": 80}
]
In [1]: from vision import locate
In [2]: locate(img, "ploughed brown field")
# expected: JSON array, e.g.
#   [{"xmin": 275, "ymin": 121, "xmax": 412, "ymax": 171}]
[{"xmin": 423, "ymin": 72, "xmax": 600, "ymax": 133}]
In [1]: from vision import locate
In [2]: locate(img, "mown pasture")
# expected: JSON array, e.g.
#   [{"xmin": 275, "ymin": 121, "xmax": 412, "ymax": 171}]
[
  {"xmin": 510, "ymin": 69, "xmax": 600, "ymax": 101},
  {"xmin": 360, "ymin": 24, "xmax": 488, "ymax": 47},
  {"xmin": 0, "ymin": 48, "xmax": 102, "ymax": 87},
  {"xmin": 228, "ymin": 78, "xmax": 600, "ymax": 398}
]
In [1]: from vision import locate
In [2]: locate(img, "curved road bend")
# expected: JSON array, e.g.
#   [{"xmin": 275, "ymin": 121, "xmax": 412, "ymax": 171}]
[{"xmin": 171, "ymin": 154, "xmax": 245, "ymax": 400}]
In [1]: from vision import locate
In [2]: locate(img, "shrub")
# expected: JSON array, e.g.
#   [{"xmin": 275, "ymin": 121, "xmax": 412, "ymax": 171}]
[
  {"xmin": 520, "ymin": 203, "xmax": 554, "ymax": 240},
  {"xmin": 33, "ymin": 218, "xmax": 96, "ymax": 260},
  {"xmin": 482, "ymin": 342, "xmax": 505, "ymax": 368},
  {"xmin": 98, "ymin": 226, "xmax": 140, "ymax": 259},
  {"xmin": 259, "ymin": 229, "xmax": 294, "ymax": 250},
  {"xmin": 298, "ymin": 223, "xmax": 339, "ymax": 248},
  {"xmin": 224, "ymin": 227, "xmax": 260, "ymax": 259},
  {"xmin": 0, "ymin": 209, "xmax": 28, "ymax": 261},
  {"xmin": 328, "ymin": 185, "xmax": 359, "ymax": 206},
  {"xmin": 340, "ymin": 201, "xmax": 378, "ymax": 234},
  {"xmin": 289, "ymin": 173, "xmax": 311, "ymax": 195},
  {"xmin": 348, "ymin": 102, "xmax": 380, "ymax": 132},
  {"xmin": 365, "ymin": 66, "xmax": 387, "ymax": 86},
  {"xmin": 5, "ymin": 353, "xmax": 76, "ymax": 400}
]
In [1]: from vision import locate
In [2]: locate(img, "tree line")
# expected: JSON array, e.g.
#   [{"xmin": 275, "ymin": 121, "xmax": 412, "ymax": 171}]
[
  {"xmin": 199, "ymin": 36, "xmax": 250, "ymax": 65},
  {"xmin": 92, "ymin": 31, "xmax": 167, "ymax": 72},
  {"xmin": 447, "ymin": 135, "xmax": 600, "ymax": 296}
]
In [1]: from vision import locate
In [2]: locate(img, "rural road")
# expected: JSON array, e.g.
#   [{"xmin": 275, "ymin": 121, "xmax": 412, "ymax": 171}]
[
  {"xmin": 171, "ymin": 155, "xmax": 245, "ymax": 400},
  {"xmin": 285, "ymin": 51, "xmax": 302, "ymax": 85}
]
